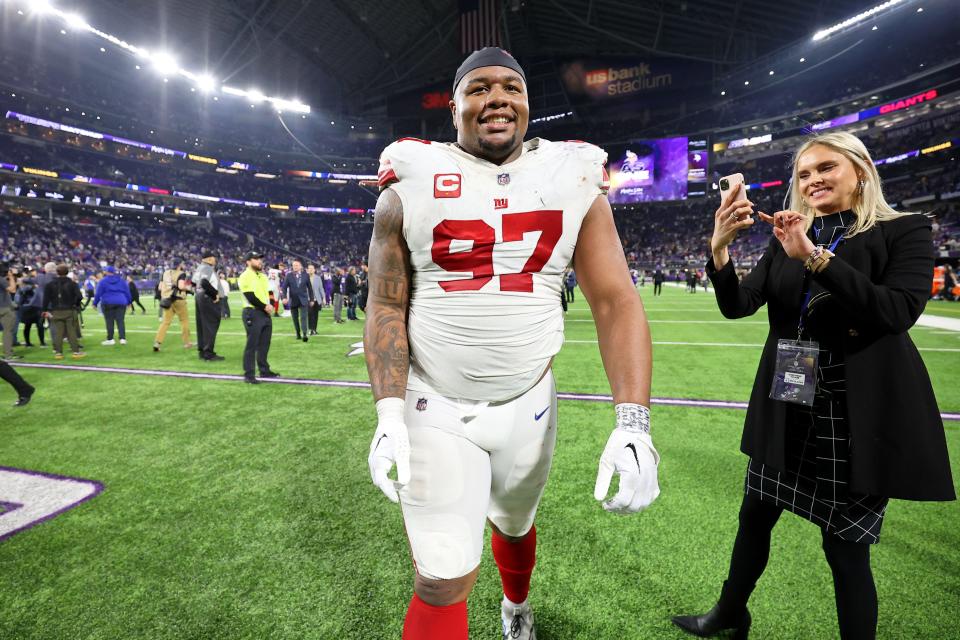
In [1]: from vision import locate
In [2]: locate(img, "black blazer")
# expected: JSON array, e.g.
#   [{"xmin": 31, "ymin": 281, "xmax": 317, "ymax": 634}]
[
  {"xmin": 707, "ymin": 214, "xmax": 954, "ymax": 501},
  {"xmin": 282, "ymin": 271, "xmax": 315, "ymax": 307}
]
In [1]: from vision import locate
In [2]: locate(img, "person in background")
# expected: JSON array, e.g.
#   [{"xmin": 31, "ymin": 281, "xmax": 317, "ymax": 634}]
[
  {"xmin": 93, "ymin": 265, "xmax": 132, "ymax": 345},
  {"xmin": 17, "ymin": 268, "xmax": 44, "ymax": 347},
  {"xmin": 653, "ymin": 266, "xmax": 664, "ymax": 296},
  {"xmin": 307, "ymin": 264, "xmax": 322, "ymax": 335},
  {"xmin": 331, "ymin": 267, "xmax": 344, "ymax": 324},
  {"xmin": 0, "ymin": 266, "xmax": 18, "ymax": 360},
  {"xmin": 0, "ymin": 358, "xmax": 34, "ymax": 406},
  {"xmin": 358, "ymin": 264, "xmax": 369, "ymax": 314},
  {"xmin": 322, "ymin": 265, "xmax": 333, "ymax": 306},
  {"xmin": 153, "ymin": 259, "xmax": 193, "ymax": 352},
  {"xmin": 564, "ymin": 268, "xmax": 577, "ymax": 303},
  {"xmin": 193, "ymin": 251, "xmax": 224, "ymax": 361},
  {"xmin": 42, "ymin": 264, "xmax": 84, "ymax": 360},
  {"xmin": 282, "ymin": 259, "xmax": 315, "ymax": 342},
  {"xmin": 81, "ymin": 272, "xmax": 98, "ymax": 311},
  {"xmin": 345, "ymin": 266, "xmax": 359, "ymax": 321},
  {"xmin": 128, "ymin": 275, "xmax": 146, "ymax": 314},
  {"xmin": 24, "ymin": 261, "xmax": 56, "ymax": 344},
  {"xmin": 237, "ymin": 251, "xmax": 279, "ymax": 384},
  {"xmin": 943, "ymin": 264, "xmax": 959, "ymax": 301},
  {"xmin": 218, "ymin": 272, "xmax": 231, "ymax": 318}
]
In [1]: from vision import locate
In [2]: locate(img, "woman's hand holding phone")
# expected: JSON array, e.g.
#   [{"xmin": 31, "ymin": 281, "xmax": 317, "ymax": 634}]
[{"xmin": 711, "ymin": 180, "xmax": 755, "ymax": 269}]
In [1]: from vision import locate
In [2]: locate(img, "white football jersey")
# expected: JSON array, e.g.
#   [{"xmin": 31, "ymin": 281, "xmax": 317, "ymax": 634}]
[{"xmin": 378, "ymin": 137, "xmax": 608, "ymax": 402}]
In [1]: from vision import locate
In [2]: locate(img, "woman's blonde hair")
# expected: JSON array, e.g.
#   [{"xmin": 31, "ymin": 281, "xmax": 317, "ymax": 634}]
[{"xmin": 788, "ymin": 131, "xmax": 912, "ymax": 237}]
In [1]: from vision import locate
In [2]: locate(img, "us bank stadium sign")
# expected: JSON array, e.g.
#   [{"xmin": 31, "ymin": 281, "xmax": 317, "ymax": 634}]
[{"xmin": 560, "ymin": 57, "xmax": 711, "ymax": 104}]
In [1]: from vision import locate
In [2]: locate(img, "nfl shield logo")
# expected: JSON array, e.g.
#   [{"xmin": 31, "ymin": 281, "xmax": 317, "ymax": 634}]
[
  {"xmin": 497, "ymin": 173, "xmax": 510, "ymax": 186},
  {"xmin": 416, "ymin": 398, "xmax": 428, "ymax": 412}
]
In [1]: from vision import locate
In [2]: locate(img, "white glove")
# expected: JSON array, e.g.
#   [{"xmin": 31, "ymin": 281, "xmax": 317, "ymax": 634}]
[
  {"xmin": 368, "ymin": 397, "xmax": 411, "ymax": 503},
  {"xmin": 594, "ymin": 403, "xmax": 660, "ymax": 514}
]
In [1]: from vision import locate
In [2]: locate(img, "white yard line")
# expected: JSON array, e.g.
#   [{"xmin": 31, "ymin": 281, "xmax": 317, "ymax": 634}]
[{"xmin": 915, "ymin": 314, "xmax": 960, "ymax": 332}]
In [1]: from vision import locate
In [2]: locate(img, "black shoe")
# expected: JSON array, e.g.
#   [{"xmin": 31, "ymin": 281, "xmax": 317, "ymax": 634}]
[
  {"xmin": 302, "ymin": 337, "xmax": 308, "ymax": 343},
  {"xmin": 203, "ymin": 354, "xmax": 225, "ymax": 361},
  {"xmin": 244, "ymin": 377, "xmax": 259, "ymax": 384},
  {"xmin": 260, "ymin": 371, "xmax": 280, "ymax": 378},
  {"xmin": 295, "ymin": 335, "xmax": 302, "ymax": 340},
  {"xmin": 24, "ymin": 342, "xmax": 33, "ymax": 347},
  {"xmin": 14, "ymin": 386, "xmax": 35, "ymax": 407},
  {"xmin": 672, "ymin": 605, "xmax": 751, "ymax": 638}
]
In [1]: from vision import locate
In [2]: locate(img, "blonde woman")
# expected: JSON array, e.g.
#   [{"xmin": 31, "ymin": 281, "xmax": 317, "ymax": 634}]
[{"xmin": 672, "ymin": 131, "xmax": 955, "ymax": 639}]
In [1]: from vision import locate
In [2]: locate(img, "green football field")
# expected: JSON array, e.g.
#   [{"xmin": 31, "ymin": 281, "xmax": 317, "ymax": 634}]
[{"xmin": 2, "ymin": 284, "xmax": 958, "ymax": 639}]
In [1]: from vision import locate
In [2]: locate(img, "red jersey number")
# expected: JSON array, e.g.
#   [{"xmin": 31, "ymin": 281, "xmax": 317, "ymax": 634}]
[{"xmin": 432, "ymin": 210, "xmax": 563, "ymax": 293}]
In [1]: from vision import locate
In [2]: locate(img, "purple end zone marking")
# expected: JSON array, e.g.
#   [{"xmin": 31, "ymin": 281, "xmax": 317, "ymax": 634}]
[
  {"xmin": 0, "ymin": 501, "xmax": 23, "ymax": 516},
  {"xmin": 10, "ymin": 362, "xmax": 960, "ymax": 422},
  {"xmin": 0, "ymin": 466, "xmax": 104, "ymax": 543}
]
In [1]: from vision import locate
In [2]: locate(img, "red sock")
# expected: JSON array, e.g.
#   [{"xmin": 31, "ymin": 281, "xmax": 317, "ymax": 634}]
[
  {"xmin": 491, "ymin": 525, "xmax": 537, "ymax": 604},
  {"xmin": 401, "ymin": 593, "xmax": 468, "ymax": 640}
]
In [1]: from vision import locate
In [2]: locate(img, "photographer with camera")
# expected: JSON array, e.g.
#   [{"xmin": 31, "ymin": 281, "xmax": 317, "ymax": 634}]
[
  {"xmin": 0, "ymin": 262, "xmax": 19, "ymax": 361},
  {"xmin": 152, "ymin": 258, "xmax": 193, "ymax": 353}
]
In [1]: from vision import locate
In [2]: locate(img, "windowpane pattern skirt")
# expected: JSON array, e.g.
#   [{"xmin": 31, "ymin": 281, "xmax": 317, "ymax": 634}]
[{"xmin": 745, "ymin": 347, "xmax": 888, "ymax": 544}]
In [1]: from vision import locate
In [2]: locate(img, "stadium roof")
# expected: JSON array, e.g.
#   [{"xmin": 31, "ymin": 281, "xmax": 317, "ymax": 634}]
[{"xmin": 77, "ymin": 0, "xmax": 883, "ymax": 107}]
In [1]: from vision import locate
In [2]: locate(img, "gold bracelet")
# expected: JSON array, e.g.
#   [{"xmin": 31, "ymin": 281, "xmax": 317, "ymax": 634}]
[
  {"xmin": 810, "ymin": 250, "xmax": 835, "ymax": 273},
  {"xmin": 804, "ymin": 245, "xmax": 825, "ymax": 271}
]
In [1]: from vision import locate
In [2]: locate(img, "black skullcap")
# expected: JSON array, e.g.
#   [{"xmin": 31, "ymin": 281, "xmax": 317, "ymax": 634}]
[
  {"xmin": 201, "ymin": 250, "xmax": 216, "ymax": 259},
  {"xmin": 245, "ymin": 251, "xmax": 263, "ymax": 261},
  {"xmin": 453, "ymin": 47, "xmax": 526, "ymax": 93}
]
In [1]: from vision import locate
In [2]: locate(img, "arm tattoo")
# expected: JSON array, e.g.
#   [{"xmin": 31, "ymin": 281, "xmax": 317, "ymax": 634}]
[{"xmin": 364, "ymin": 189, "xmax": 412, "ymax": 401}]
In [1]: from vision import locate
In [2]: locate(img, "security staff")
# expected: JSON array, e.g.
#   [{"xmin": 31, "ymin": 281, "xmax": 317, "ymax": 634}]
[
  {"xmin": 237, "ymin": 251, "xmax": 280, "ymax": 384},
  {"xmin": 193, "ymin": 251, "xmax": 224, "ymax": 361}
]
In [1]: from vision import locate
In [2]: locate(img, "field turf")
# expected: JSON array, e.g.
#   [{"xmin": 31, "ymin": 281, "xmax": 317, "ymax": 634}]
[{"xmin": 2, "ymin": 284, "xmax": 958, "ymax": 639}]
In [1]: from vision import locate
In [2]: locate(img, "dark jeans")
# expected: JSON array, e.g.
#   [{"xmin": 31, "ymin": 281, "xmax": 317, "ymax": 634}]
[
  {"xmin": 102, "ymin": 304, "xmax": 127, "ymax": 340},
  {"xmin": 719, "ymin": 492, "xmax": 878, "ymax": 639},
  {"xmin": 346, "ymin": 294, "xmax": 358, "ymax": 320},
  {"xmin": 242, "ymin": 308, "xmax": 272, "ymax": 378},
  {"xmin": 308, "ymin": 300, "xmax": 319, "ymax": 332},
  {"xmin": 130, "ymin": 298, "xmax": 146, "ymax": 313},
  {"xmin": 565, "ymin": 285, "xmax": 575, "ymax": 302},
  {"xmin": 654, "ymin": 282, "xmax": 663, "ymax": 295},
  {"xmin": 0, "ymin": 359, "xmax": 33, "ymax": 396}
]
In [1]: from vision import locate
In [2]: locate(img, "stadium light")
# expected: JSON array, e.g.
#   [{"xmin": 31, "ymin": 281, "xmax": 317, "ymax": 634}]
[
  {"xmin": 151, "ymin": 52, "xmax": 178, "ymax": 76},
  {"xmin": 247, "ymin": 89, "xmax": 266, "ymax": 103},
  {"xmin": 812, "ymin": 0, "xmax": 905, "ymax": 41},
  {"xmin": 195, "ymin": 74, "xmax": 217, "ymax": 93},
  {"xmin": 61, "ymin": 12, "xmax": 89, "ymax": 31}
]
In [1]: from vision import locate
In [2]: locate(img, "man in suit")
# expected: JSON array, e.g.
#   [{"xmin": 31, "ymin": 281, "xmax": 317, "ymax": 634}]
[{"xmin": 282, "ymin": 259, "xmax": 315, "ymax": 342}]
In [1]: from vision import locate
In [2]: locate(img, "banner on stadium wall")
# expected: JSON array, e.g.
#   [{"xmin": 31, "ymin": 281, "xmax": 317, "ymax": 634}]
[{"xmin": 559, "ymin": 57, "xmax": 711, "ymax": 104}]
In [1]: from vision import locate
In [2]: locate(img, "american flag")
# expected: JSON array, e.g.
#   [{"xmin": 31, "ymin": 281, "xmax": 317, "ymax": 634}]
[{"xmin": 460, "ymin": 0, "xmax": 501, "ymax": 54}]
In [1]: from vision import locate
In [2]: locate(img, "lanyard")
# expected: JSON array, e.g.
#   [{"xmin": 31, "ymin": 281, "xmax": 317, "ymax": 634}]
[{"xmin": 796, "ymin": 231, "xmax": 845, "ymax": 338}]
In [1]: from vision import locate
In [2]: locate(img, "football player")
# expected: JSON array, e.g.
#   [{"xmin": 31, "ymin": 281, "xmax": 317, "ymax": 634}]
[{"xmin": 364, "ymin": 47, "xmax": 659, "ymax": 640}]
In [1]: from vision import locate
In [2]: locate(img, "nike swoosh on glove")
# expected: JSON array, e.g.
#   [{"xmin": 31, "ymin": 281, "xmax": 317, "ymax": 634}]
[
  {"xmin": 368, "ymin": 398, "xmax": 411, "ymax": 503},
  {"xmin": 594, "ymin": 428, "xmax": 660, "ymax": 514}
]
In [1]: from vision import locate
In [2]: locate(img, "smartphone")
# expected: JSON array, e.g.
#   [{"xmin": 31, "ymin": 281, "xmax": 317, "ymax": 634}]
[{"xmin": 719, "ymin": 173, "xmax": 746, "ymax": 203}]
